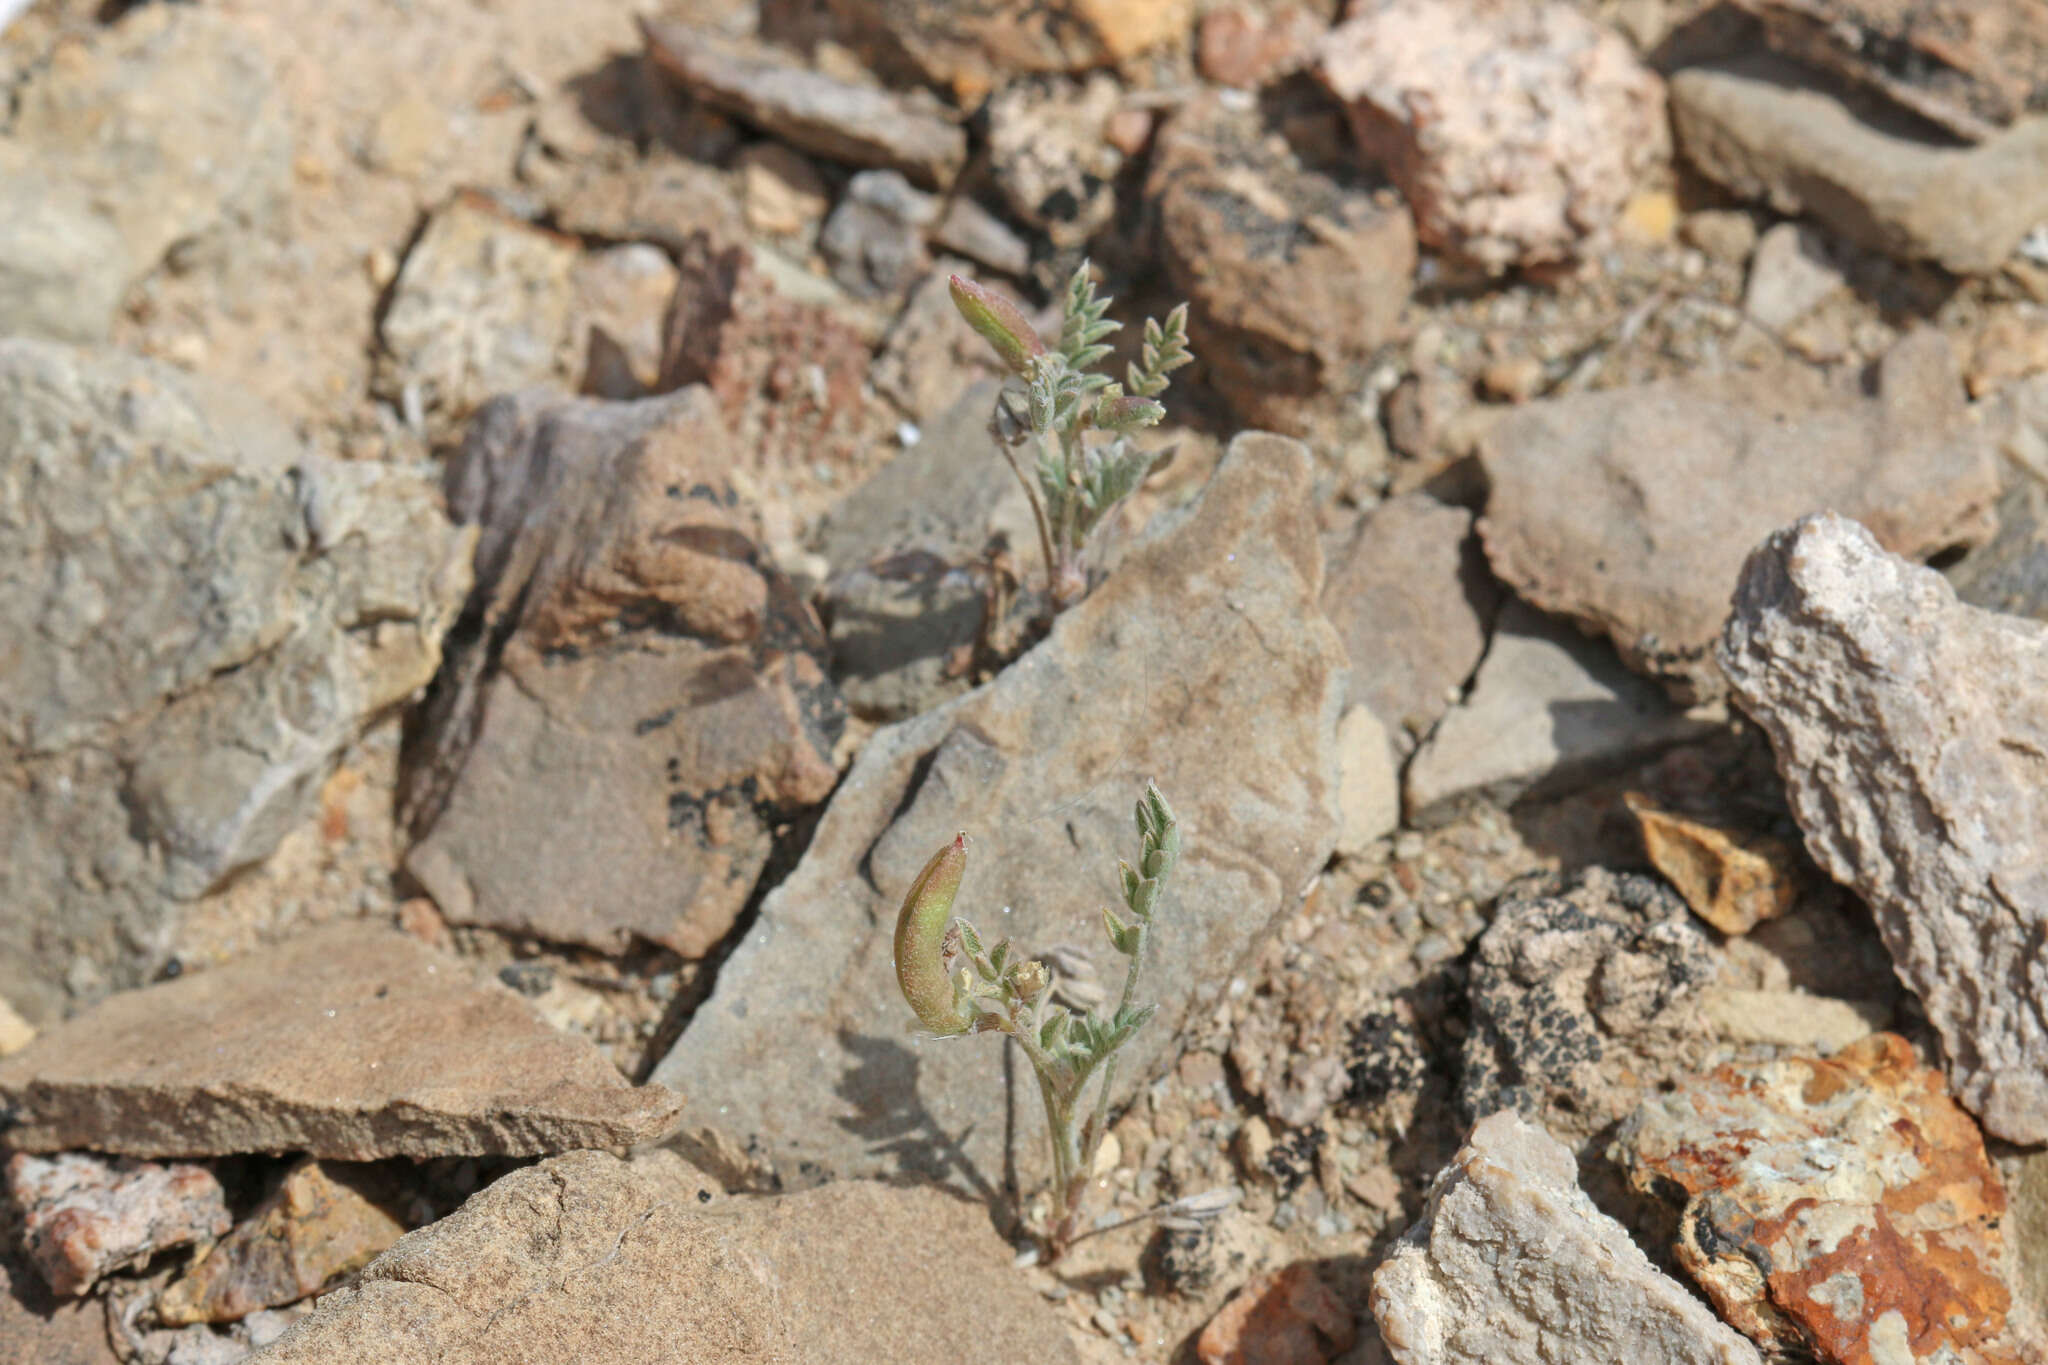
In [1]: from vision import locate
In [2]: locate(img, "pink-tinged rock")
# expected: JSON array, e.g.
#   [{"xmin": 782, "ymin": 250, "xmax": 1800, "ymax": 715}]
[
  {"xmin": 1616, "ymin": 1033, "xmax": 2031, "ymax": 1364},
  {"xmin": 1319, "ymin": 0, "xmax": 1667, "ymax": 272},
  {"xmin": 7, "ymin": 1152, "xmax": 230, "ymax": 1298},
  {"xmin": 1197, "ymin": 4, "xmax": 1326, "ymax": 89},
  {"xmin": 0, "ymin": 922, "xmax": 684, "ymax": 1160},
  {"xmin": 1198, "ymin": 1262, "xmax": 1356, "ymax": 1365}
]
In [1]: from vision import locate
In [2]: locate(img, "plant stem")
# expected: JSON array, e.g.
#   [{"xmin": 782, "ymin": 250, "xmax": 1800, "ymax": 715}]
[{"xmin": 999, "ymin": 440, "xmax": 1059, "ymax": 610}]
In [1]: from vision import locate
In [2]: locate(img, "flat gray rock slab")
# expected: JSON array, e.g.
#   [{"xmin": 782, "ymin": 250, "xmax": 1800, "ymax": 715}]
[
  {"xmin": 0, "ymin": 922, "xmax": 683, "ymax": 1160},
  {"xmin": 651, "ymin": 436, "xmax": 1345, "ymax": 1192},
  {"xmin": 249, "ymin": 1149, "xmax": 1076, "ymax": 1365},
  {"xmin": 1372, "ymin": 1110, "xmax": 1763, "ymax": 1365},
  {"xmin": 1721, "ymin": 512, "xmax": 2048, "ymax": 1144}
]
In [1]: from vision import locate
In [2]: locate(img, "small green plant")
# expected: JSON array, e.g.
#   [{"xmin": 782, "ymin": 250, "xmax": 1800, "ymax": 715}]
[
  {"xmin": 950, "ymin": 264, "xmax": 1193, "ymax": 613},
  {"xmin": 893, "ymin": 782, "xmax": 1182, "ymax": 1259}
]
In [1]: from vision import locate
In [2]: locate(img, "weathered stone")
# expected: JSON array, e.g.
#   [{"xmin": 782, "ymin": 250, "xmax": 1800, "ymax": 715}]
[
  {"xmin": 1198, "ymin": 4, "xmax": 1325, "ymax": 89},
  {"xmin": 818, "ymin": 169, "xmax": 937, "ymax": 297},
  {"xmin": 651, "ymin": 435, "xmax": 1345, "ymax": 1190},
  {"xmin": 0, "ymin": 1208, "xmax": 117, "ymax": 1364},
  {"xmin": 1625, "ymin": 794, "xmax": 1800, "ymax": 935},
  {"xmin": 1670, "ymin": 55, "xmax": 2048, "ymax": 273},
  {"xmin": 641, "ymin": 20, "xmax": 966, "ymax": 189},
  {"xmin": 1479, "ymin": 331, "xmax": 2000, "ymax": 699},
  {"xmin": 825, "ymin": 553, "xmax": 988, "ymax": 723},
  {"xmin": 1318, "ymin": 0, "xmax": 1667, "ymax": 272},
  {"xmin": 7, "ymin": 1153, "xmax": 230, "ymax": 1298},
  {"xmin": 1743, "ymin": 220, "xmax": 1844, "ymax": 331},
  {"xmin": 1405, "ymin": 602, "xmax": 1719, "ymax": 825},
  {"xmin": 1696, "ymin": 986, "xmax": 1886, "ymax": 1051},
  {"xmin": 0, "ymin": 922, "xmax": 683, "ymax": 1159},
  {"xmin": 0, "ymin": 6, "xmax": 290, "ymax": 342},
  {"xmin": 569, "ymin": 243, "xmax": 678, "ymax": 400},
  {"xmin": 530, "ymin": 149, "xmax": 749, "ymax": 258},
  {"xmin": 1372, "ymin": 1111, "xmax": 1763, "ymax": 1365},
  {"xmin": 1460, "ymin": 869, "xmax": 1719, "ymax": 1141},
  {"xmin": 1335, "ymin": 706, "xmax": 1400, "ymax": 859},
  {"xmin": 930, "ymin": 194, "xmax": 1033, "ymax": 277},
  {"xmin": 986, "ymin": 75, "xmax": 1123, "ymax": 247},
  {"xmin": 402, "ymin": 387, "xmax": 842, "ymax": 957},
  {"xmin": 1948, "ymin": 469, "xmax": 2048, "ymax": 623},
  {"xmin": 870, "ymin": 267, "xmax": 1004, "ymax": 423},
  {"xmin": 374, "ymin": 195, "xmax": 578, "ymax": 443},
  {"xmin": 1734, "ymin": 0, "xmax": 2048, "ymax": 141},
  {"xmin": 0, "ymin": 339, "xmax": 474, "ymax": 1023},
  {"xmin": 735, "ymin": 141, "xmax": 831, "ymax": 240},
  {"xmin": 1618, "ymin": 1033, "xmax": 2029, "ymax": 1364},
  {"xmin": 1149, "ymin": 94, "xmax": 1415, "ymax": 443},
  {"xmin": 1720, "ymin": 513, "xmax": 2048, "ymax": 1143},
  {"xmin": 1197, "ymin": 1263, "xmax": 1356, "ymax": 1365},
  {"xmin": 1319, "ymin": 494, "xmax": 1500, "ymax": 757},
  {"xmin": 247, "ymin": 1149, "xmax": 1078, "ymax": 1364},
  {"xmin": 824, "ymin": 0, "xmax": 1192, "ymax": 98},
  {"xmin": 159, "ymin": 1159, "xmax": 406, "ymax": 1325}
]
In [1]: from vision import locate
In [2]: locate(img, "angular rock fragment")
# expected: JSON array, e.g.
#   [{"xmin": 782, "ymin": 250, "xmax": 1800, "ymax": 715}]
[
  {"xmin": 568, "ymin": 244, "xmax": 678, "ymax": 400},
  {"xmin": 7, "ymin": 1153, "xmax": 230, "ymax": 1298},
  {"xmin": 0, "ymin": 922, "xmax": 683, "ymax": 1159},
  {"xmin": 1149, "ymin": 94, "xmax": 1415, "ymax": 444},
  {"xmin": 374, "ymin": 195, "xmax": 578, "ymax": 443},
  {"xmin": 1318, "ymin": 0, "xmax": 1666, "ymax": 272},
  {"xmin": 246, "ymin": 1150, "xmax": 1079, "ymax": 1364},
  {"xmin": 986, "ymin": 75, "xmax": 1123, "ymax": 247},
  {"xmin": 818, "ymin": 169, "xmax": 937, "ymax": 297},
  {"xmin": 824, "ymin": 0, "xmax": 1191, "ymax": 97},
  {"xmin": 159, "ymin": 1160, "xmax": 406, "ymax": 1325},
  {"xmin": 402, "ymin": 387, "xmax": 842, "ymax": 957},
  {"xmin": 1479, "ymin": 331, "xmax": 1999, "ymax": 699},
  {"xmin": 1197, "ymin": 1263, "xmax": 1356, "ymax": 1365},
  {"xmin": 1625, "ymin": 794, "xmax": 1800, "ymax": 935},
  {"xmin": 0, "ymin": 340, "xmax": 474, "ymax": 1022},
  {"xmin": 1460, "ymin": 869, "xmax": 1719, "ymax": 1140},
  {"xmin": 1720, "ymin": 512, "xmax": 2048, "ymax": 1143},
  {"xmin": 641, "ymin": 20, "xmax": 965, "ymax": 189},
  {"xmin": 1372, "ymin": 1111, "xmax": 1763, "ymax": 1365},
  {"xmin": 1404, "ymin": 602, "xmax": 1719, "ymax": 825},
  {"xmin": 1671, "ymin": 55, "xmax": 2048, "ymax": 273},
  {"xmin": 1198, "ymin": 4, "xmax": 1325, "ymax": 89},
  {"xmin": 0, "ymin": 1212, "xmax": 117, "ymax": 1365},
  {"xmin": 1617, "ymin": 1033, "xmax": 2029, "ymax": 1364},
  {"xmin": 1696, "ymin": 987, "xmax": 1886, "ymax": 1052},
  {"xmin": 0, "ymin": 6, "xmax": 289, "ymax": 342},
  {"xmin": 651, "ymin": 435, "xmax": 1346, "ymax": 1190}
]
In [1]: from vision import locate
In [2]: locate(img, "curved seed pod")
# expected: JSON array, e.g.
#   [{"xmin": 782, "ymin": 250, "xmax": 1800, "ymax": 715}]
[
  {"xmin": 894, "ymin": 834, "xmax": 974, "ymax": 1035},
  {"xmin": 949, "ymin": 275, "xmax": 1045, "ymax": 375}
]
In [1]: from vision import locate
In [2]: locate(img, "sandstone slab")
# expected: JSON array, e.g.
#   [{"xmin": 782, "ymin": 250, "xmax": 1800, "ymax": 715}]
[
  {"xmin": 1479, "ymin": 332, "xmax": 1999, "ymax": 699},
  {"xmin": 401, "ymin": 387, "xmax": 842, "ymax": 958},
  {"xmin": 1720, "ymin": 512, "xmax": 2048, "ymax": 1143},
  {"xmin": 7, "ymin": 1153, "xmax": 230, "ymax": 1298},
  {"xmin": 1372, "ymin": 1110, "xmax": 1763, "ymax": 1364},
  {"xmin": 0, "ymin": 339, "xmax": 474, "ymax": 1023},
  {"xmin": 1671, "ymin": 55, "xmax": 2048, "ymax": 273},
  {"xmin": 247, "ymin": 1149, "xmax": 1078, "ymax": 1365},
  {"xmin": 1318, "ymin": 0, "xmax": 1666, "ymax": 272},
  {"xmin": 1617, "ymin": 1033, "xmax": 2031, "ymax": 1364},
  {"xmin": 0, "ymin": 922, "xmax": 683, "ymax": 1159},
  {"xmin": 651, "ymin": 435, "xmax": 1345, "ymax": 1191}
]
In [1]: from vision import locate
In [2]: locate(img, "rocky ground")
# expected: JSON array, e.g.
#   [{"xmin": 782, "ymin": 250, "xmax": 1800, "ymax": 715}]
[{"xmin": 6, "ymin": 0, "xmax": 2048, "ymax": 1361}]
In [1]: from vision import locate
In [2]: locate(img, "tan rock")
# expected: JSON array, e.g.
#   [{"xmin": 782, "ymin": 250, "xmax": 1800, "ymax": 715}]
[
  {"xmin": 248, "ymin": 1150, "xmax": 1078, "ymax": 1364},
  {"xmin": 0, "ymin": 993, "xmax": 35, "ymax": 1056},
  {"xmin": 568, "ymin": 243, "xmax": 677, "ymax": 400},
  {"xmin": 1198, "ymin": 1262, "xmax": 1356, "ymax": 1365},
  {"xmin": 824, "ymin": 0, "xmax": 1192, "ymax": 98},
  {"xmin": 0, "ymin": 922, "xmax": 683, "ymax": 1159},
  {"xmin": 1697, "ymin": 987, "xmax": 1885, "ymax": 1052},
  {"xmin": 1336, "ymin": 706, "xmax": 1400, "ymax": 858},
  {"xmin": 1625, "ymin": 793, "xmax": 1800, "ymax": 935},
  {"xmin": 735, "ymin": 141, "xmax": 830, "ymax": 238}
]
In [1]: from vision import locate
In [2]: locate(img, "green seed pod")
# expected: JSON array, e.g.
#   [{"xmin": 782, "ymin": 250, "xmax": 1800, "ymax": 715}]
[
  {"xmin": 949, "ymin": 275, "xmax": 1045, "ymax": 375},
  {"xmin": 894, "ymin": 834, "xmax": 975, "ymax": 1035}
]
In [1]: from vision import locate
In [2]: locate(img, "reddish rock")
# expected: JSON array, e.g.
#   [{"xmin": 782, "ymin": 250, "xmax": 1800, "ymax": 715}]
[
  {"xmin": 1319, "ymin": 0, "xmax": 1666, "ymax": 272},
  {"xmin": 0, "ymin": 1211, "xmax": 117, "ymax": 1363},
  {"xmin": 1617, "ymin": 1033, "xmax": 2029, "ymax": 1364},
  {"xmin": 7, "ymin": 1153, "xmax": 230, "ymax": 1298},
  {"xmin": 1198, "ymin": 1263, "xmax": 1356, "ymax": 1365},
  {"xmin": 1197, "ymin": 5, "xmax": 1326, "ymax": 89}
]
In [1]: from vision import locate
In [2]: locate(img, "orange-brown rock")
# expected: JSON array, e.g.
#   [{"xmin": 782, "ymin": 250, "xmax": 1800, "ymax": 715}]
[
  {"xmin": 1616, "ymin": 1033, "xmax": 2029, "ymax": 1364},
  {"xmin": 1624, "ymin": 793, "xmax": 1800, "ymax": 935},
  {"xmin": 1198, "ymin": 1263, "xmax": 1355, "ymax": 1365}
]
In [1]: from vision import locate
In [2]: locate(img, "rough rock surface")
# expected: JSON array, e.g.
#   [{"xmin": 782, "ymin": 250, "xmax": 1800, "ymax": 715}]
[
  {"xmin": 1617, "ymin": 1033, "xmax": 2033, "ymax": 1364},
  {"xmin": 0, "ymin": 6, "xmax": 290, "ymax": 343},
  {"xmin": 248, "ymin": 1149, "xmax": 1079, "ymax": 1364},
  {"xmin": 986, "ymin": 75, "xmax": 1124, "ymax": 247},
  {"xmin": 818, "ymin": 169, "xmax": 937, "ymax": 297},
  {"xmin": 0, "ymin": 922, "xmax": 683, "ymax": 1159},
  {"xmin": 1670, "ymin": 55, "xmax": 2048, "ymax": 273},
  {"xmin": 1460, "ymin": 869, "xmax": 1719, "ymax": 1141},
  {"xmin": 1197, "ymin": 1262, "xmax": 1357, "ymax": 1365},
  {"xmin": 401, "ymin": 386, "xmax": 842, "ymax": 958},
  {"xmin": 1320, "ymin": 494, "xmax": 1500, "ymax": 757},
  {"xmin": 1625, "ymin": 794, "xmax": 1800, "ymax": 935},
  {"xmin": 1405, "ymin": 602, "xmax": 1719, "ymax": 825},
  {"xmin": 652, "ymin": 435, "xmax": 1345, "ymax": 1191},
  {"xmin": 7, "ymin": 1153, "xmax": 230, "ymax": 1298},
  {"xmin": 1318, "ymin": 0, "xmax": 1667, "ymax": 272},
  {"xmin": 641, "ymin": 20, "xmax": 965, "ymax": 189},
  {"xmin": 869, "ymin": 267, "xmax": 1003, "ymax": 424},
  {"xmin": 374, "ymin": 195, "xmax": 578, "ymax": 444},
  {"xmin": 1372, "ymin": 1110, "xmax": 1763, "ymax": 1364},
  {"xmin": 0, "ymin": 1210, "xmax": 115, "ymax": 1365},
  {"xmin": 824, "ymin": 0, "xmax": 1191, "ymax": 97},
  {"xmin": 0, "ymin": 339, "xmax": 474, "ymax": 1023},
  {"xmin": 1719, "ymin": 512, "xmax": 2048, "ymax": 1144},
  {"xmin": 1479, "ymin": 331, "xmax": 2000, "ymax": 700},
  {"xmin": 159, "ymin": 1158, "xmax": 406, "ymax": 1325},
  {"xmin": 1149, "ymin": 94, "xmax": 1416, "ymax": 445}
]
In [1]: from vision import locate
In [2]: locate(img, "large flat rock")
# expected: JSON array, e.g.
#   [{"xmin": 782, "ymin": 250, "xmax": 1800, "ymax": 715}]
[
  {"xmin": 0, "ymin": 922, "xmax": 682, "ymax": 1159},
  {"xmin": 1720, "ymin": 512, "xmax": 2048, "ymax": 1144},
  {"xmin": 650, "ymin": 435, "xmax": 1345, "ymax": 1191}
]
